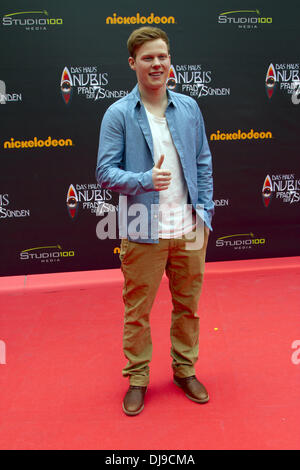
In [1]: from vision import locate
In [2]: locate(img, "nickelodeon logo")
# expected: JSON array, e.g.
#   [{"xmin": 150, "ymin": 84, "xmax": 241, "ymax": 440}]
[
  {"xmin": 210, "ymin": 129, "xmax": 273, "ymax": 141},
  {"xmin": 106, "ymin": 12, "xmax": 175, "ymax": 25},
  {"xmin": 3, "ymin": 136, "xmax": 73, "ymax": 149}
]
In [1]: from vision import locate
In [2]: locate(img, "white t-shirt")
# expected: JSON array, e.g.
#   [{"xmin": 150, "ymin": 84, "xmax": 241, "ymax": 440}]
[{"xmin": 145, "ymin": 108, "xmax": 195, "ymax": 239}]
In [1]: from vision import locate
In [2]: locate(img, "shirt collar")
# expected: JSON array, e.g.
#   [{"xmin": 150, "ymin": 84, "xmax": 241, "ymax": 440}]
[{"xmin": 132, "ymin": 84, "xmax": 176, "ymax": 108}]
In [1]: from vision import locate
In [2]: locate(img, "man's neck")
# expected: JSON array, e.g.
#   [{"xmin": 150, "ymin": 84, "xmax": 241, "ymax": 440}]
[{"xmin": 139, "ymin": 85, "xmax": 168, "ymax": 118}]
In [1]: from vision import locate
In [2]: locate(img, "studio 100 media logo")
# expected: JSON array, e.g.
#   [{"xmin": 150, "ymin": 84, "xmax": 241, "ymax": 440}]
[
  {"xmin": 2, "ymin": 10, "xmax": 63, "ymax": 31},
  {"xmin": 216, "ymin": 232, "xmax": 266, "ymax": 251},
  {"xmin": 217, "ymin": 9, "xmax": 272, "ymax": 30},
  {"xmin": 20, "ymin": 245, "xmax": 75, "ymax": 263}
]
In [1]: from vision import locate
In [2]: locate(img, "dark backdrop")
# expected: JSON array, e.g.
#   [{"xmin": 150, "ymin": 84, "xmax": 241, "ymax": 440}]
[{"xmin": 1, "ymin": 0, "xmax": 299, "ymax": 276}]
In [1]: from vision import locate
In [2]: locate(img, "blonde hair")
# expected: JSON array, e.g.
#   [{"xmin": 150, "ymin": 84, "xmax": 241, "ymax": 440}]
[{"xmin": 127, "ymin": 27, "xmax": 170, "ymax": 58}]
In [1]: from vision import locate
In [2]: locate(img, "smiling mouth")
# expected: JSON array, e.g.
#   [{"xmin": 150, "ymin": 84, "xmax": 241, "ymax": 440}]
[{"xmin": 149, "ymin": 72, "xmax": 163, "ymax": 77}]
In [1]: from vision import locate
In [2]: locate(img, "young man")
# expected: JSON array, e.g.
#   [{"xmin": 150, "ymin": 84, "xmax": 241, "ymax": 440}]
[{"xmin": 96, "ymin": 27, "xmax": 214, "ymax": 416}]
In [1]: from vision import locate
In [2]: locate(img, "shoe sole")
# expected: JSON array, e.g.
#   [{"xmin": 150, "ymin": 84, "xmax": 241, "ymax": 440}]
[
  {"xmin": 173, "ymin": 378, "xmax": 210, "ymax": 404},
  {"xmin": 122, "ymin": 402, "xmax": 144, "ymax": 416}
]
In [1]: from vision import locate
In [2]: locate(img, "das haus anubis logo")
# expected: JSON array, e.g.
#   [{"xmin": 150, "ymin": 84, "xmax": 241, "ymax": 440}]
[
  {"xmin": 265, "ymin": 64, "xmax": 276, "ymax": 99},
  {"xmin": 265, "ymin": 63, "xmax": 300, "ymax": 100},
  {"xmin": 60, "ymin": 66, "xmax": 127, "ymax": 103},
  {"xmin": 262, "ymin": 174, "xmax": 300, "ymax": 206},
  {"xmin": 262, "ymin": 175, "xmax": 272, "ymax": 207},
  {"xmin": 60, "ymin": 67, "xmax": 72, "ymax": 105},
  {"xmin": 66, "ymin": 184, "xmax": 78, "ymax": 219},
  {"xmin": 166, "ymin": 64, "xmax": 230, "ymax": 98},
  {"xmin": 66, "ymin": 184, "xmax": 114, "ymax": 219}
]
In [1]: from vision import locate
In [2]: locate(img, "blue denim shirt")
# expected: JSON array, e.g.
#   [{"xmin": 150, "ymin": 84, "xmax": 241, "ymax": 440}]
[{"xmin": 96, "ymin": 84, "xmax": 214, "ymax": 243}]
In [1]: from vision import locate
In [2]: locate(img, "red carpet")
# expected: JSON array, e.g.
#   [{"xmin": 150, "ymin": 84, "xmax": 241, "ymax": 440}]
[{"xmin": 0, "ymin": 257, "xmax": 299, "ymax": 450}]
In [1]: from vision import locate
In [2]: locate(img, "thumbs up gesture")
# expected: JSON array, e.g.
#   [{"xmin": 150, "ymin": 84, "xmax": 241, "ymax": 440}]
[{"xmin": 152, "ymin": 155, "xmax": 172, "ymax": 191}]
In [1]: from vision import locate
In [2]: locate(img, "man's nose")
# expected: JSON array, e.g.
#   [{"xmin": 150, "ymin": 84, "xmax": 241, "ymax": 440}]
[{"xmin": 152, "ymin": 57, "xmax": 161, "ymax": 67}]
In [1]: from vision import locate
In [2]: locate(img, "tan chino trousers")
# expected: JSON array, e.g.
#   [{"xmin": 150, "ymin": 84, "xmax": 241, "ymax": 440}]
[{"xmin": 119, "ymin": 228, "xmax": 209, "ymax": 386}]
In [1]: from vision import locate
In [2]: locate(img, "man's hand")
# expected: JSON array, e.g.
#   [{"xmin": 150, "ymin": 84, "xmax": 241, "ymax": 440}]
[{"xmin": 152, "ymin": 154, "xmax": 172, "ymax": 191}]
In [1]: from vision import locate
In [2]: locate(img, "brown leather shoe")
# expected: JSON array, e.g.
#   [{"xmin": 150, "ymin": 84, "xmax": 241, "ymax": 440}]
[
  {"xmin": 122, "ymin": 385, "xmax": 147, "ymax": 416},
  {"xmin": 173, "ymin": 375, "xmax": 209, "ymax": 403}
]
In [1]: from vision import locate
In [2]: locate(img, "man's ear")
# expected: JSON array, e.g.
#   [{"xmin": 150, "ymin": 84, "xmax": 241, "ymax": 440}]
[{"xmin": 128, "ymin": 57, "xmax": 136, "ymax": 71}]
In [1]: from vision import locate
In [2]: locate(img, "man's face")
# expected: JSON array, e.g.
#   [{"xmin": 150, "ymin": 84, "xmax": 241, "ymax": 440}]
[{"xmin": 128, "ymin": 38, "xmax": 171, "ymax": 93}]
